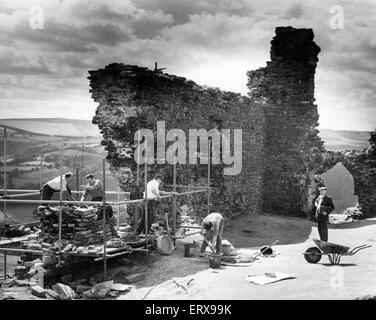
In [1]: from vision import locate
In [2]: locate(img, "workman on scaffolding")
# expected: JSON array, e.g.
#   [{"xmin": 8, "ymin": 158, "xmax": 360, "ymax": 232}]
[
  {"xmin": 41, "ymin": 172, "xmax": 75, "ymax": 201},
  {"xmin": 137, "ymin": 174, "xmax": 177, "ymax": 234},
  {"xmin": 80, "ymin": 174, "xmax": 103, "ymax": 202}
]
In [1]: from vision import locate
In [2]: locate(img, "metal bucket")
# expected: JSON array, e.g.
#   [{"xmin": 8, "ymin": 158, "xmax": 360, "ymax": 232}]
[
  {"xmin": 184, "ymin": 243, "xmax": 196, "ymax": 257},
  {"xmin": 157, "ymin": 235, "xmax": 173, "ymax": 255},
  {"xmin": 260, "ymin": 246, "xmax": 273, "ymax": 256},
  {"xmin": 208, "ymin": 254, "xmax": 221, "ymax": 268}
]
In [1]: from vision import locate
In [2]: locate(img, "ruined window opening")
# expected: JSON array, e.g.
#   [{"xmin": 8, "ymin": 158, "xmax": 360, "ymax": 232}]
[{"xmin": 320, "ymin": 163, "xmax": 358, "ymax": 214}]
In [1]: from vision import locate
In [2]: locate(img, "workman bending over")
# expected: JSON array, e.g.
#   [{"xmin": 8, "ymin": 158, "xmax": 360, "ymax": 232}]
[
  {"xmin": 42, "ymin": 172, "xmax": 74, "ymax": 201},
  {"xmin": 200, "ymin": 212, "xmax": 225, "ymax": 256},
  {"xmin": 80, "ymin": 174, "xmax": 104, "ymax": 202}
]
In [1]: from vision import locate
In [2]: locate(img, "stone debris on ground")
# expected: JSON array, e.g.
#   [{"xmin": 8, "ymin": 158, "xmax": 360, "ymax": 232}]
[
  {"xmin": 12, "ymin": 205, "xmax": 143, "ymax": 258},
  {"xmin": 329, "ymin": 213, "xmax": 354, "ymax": 224},
  {"xmin": 45, "ymin": 288, "xmax": 60, "ymax": 300},
  {"xmin": 83, "ymin": 280, "xmax": 114, "ymax": 299},
  {"xmin": 36, "ymin": 205, "xmax": 118, "ymax": 246},
  {"xmin": 110, "ymin": 283, "xmax": 132, "ymax": 292},
  {"xmin": 51, "ymin": 283, "xmax": 77, "ymax": 300},
  {"xmin": 31, "ymin": 285, "xmax": 46, "ymax": 298},
  {"xmin": 75, "ymin": 285, "xmax": 92, "ymax": 294}
]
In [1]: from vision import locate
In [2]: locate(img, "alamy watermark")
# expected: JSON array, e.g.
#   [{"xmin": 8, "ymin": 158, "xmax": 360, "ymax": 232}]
[
  {"xmin": 329, "ymin": 5, "xmax": 344, "ymax": 30},
  {"xmin": 133, "ymin": 121, "xmax": 242, "ymax": 176},
  {"xmin": 329, "ymin": 266, "xmax": 345, "ymax": 290},
  {"xmin": 29, "ymin": 5, "xmax": 44, "ymax": 30}
]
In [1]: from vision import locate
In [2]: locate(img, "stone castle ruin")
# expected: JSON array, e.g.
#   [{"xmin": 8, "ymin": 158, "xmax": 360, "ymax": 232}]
[{"xmin": 88, "ymin": 26, "xmax": 376, "ymax": 219}]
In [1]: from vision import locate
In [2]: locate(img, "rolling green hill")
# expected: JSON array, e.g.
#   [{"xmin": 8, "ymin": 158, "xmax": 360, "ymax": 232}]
[
  {"xmin": 0, "ymin": 118, "xmax": 373, "ymax": 217},
  {"xmin": 318, "ymin": 128, "xmax": 371, "ymax": 151},
  {"xmin": 0, "ymin": 118, "xmax": 100, "ymax": 137}
]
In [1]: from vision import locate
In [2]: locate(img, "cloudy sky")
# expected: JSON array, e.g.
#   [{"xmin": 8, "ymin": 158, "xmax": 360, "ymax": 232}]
[{"xmin": 0, "ymin": 0, "xmax": 375, "ymax": 131}]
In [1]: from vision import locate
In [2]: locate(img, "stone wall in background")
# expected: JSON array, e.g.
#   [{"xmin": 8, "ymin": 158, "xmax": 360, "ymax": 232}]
[
  {"xmin": 88, "ymin": 26, "xmax": 376, "ymax": 219},
  {"xmin": 307, "ymin": 130, "xmax": 376, "ymax": 218},
  {"xmin": 89, "ymin": 64, "xmax": 265, "ymax": 218}
]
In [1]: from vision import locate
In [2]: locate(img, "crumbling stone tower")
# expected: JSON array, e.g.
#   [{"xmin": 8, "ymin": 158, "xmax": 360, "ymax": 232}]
[{"xmin": 247, "ymin": 27, "xmax": 324, "ymax": 216}]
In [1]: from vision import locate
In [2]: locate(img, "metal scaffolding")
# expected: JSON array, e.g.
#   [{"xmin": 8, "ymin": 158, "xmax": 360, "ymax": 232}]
[{"xmin": 0, "ymin": 131, "xmax": 212, "ymax": 281}]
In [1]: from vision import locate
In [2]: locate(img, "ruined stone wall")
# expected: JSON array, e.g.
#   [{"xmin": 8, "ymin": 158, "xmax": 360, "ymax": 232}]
[
  {"xmin": 89, "ymin": 64, "xmax": 265, "ymax": 218},
  {"xmin": 88, "ymin": 26, "xmax": 376, "ymax": 219},
  {"xmin": 306, "ymin": 130, "xmax": 376, "ymax": 218},
  {"xmin": 247, "ymin": 27, "xmax": 325, "ymax": 216}
]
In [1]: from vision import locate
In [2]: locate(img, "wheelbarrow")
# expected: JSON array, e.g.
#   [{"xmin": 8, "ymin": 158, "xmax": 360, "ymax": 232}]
[{"xmin": 303, "ymin": 239, "xmax": 372, "ymax": 265}]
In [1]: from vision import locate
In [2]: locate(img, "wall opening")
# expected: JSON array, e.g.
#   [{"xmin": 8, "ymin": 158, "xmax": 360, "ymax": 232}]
[{"xmin": 321, "ymin": 162, "xmax": 358, "ymax": 213}]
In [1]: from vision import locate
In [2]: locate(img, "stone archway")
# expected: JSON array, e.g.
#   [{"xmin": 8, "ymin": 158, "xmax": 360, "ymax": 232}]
[
  {"xmin": 304, "ymin": 133, "xmax": 376, "ymax": 218},
  {"xmin": 321, "ymin": 163, "xmax": 358, "ymax": 213}
]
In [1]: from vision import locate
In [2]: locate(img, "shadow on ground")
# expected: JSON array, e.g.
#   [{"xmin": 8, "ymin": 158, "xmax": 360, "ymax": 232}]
[{"xmin": 224, "ymin": 213, "xmax": 315, "ymax": 248}]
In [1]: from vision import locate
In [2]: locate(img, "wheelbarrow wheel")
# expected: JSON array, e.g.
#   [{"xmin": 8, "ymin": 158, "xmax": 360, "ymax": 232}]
[{"xmin": 304, "ymin": 247, "xmax": 322, "ymax": 264}]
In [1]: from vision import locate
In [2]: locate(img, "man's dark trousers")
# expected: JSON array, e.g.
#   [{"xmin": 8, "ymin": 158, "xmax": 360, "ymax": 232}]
[
  {"xmin": 137, "ymin": 200, "xmax": 157, "ymax": 234},
  {"xmin": 317, "ymin": 216, "xmax": 328, "ymax": 241},
  {"xmin": 42, "ymin": 184, "xmax": 56, "ymax": 201}
]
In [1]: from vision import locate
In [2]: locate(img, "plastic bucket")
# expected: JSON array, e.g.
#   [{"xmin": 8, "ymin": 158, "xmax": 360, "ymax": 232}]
[
  {"xmin": 184, "ymin": 243, "xmax": 196, "ymax": 257},
  {"xmin": 208, "ymin": 254, "xmax": 221, "ymax": 268}
]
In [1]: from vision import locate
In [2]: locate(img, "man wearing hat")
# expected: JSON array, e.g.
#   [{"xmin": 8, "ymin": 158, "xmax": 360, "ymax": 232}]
[
  {"xmin": 80, "ymin": 174, "xmax": 104, "ymax": 202},
  {"xmin": 314, "ymin": 186, "xmax": 335, "ymax": 241},
  {"xmin": 42, "ymin": 172, "xmax": 74, "ymax": 201}
]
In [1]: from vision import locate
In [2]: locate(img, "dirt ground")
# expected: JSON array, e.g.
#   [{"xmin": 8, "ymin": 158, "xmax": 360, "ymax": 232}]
[
  {"xmin": 119, "ymin": 214, "xmax": 376, "ymax": 300},
  {"xmin": 2, "ymin": 213, "xmax": 376, "ymax": 300}
]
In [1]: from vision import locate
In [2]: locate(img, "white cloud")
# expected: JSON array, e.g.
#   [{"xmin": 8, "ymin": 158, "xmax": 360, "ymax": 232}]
[{"xmin": 0, "ymin": 0, "xmax": 375, "ymax": 131}]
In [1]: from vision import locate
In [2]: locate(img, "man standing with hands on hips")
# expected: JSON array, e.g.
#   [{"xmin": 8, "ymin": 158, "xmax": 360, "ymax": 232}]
[{"xmin": 314, "ymin": 186, "xmax": 335, "ymax": 241}]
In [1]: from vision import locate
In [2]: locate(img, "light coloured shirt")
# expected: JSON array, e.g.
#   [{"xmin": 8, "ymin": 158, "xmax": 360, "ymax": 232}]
[
  {"xmin": 143, "ymin": 179, "xmax": 160, "ymax": 200},
  {"xmin": 315, "ymin": 195, "xmax": 323, "ymax": 214},
  {"xmin": 45, "ymin": 175, "xmax": 68, "ymax": 191},
  {"xmin": 202, "ymin": 212, "xmax": 223, "ymax": 247},
  {"xmin": 81, "ymin": 179, "xmax": 103, "ymax": 201}
]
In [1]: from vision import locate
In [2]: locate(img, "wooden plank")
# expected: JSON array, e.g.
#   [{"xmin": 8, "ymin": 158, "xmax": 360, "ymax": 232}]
[
  {"xmin": 0, "ymin": 248, "xmax": 43, "ymax": 255},
  {"xmin": 0, "ymin": 236, "xmax": 29, "ymax": 247}
]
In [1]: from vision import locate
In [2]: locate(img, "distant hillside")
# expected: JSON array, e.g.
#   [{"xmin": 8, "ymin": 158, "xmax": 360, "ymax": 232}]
[
  {"xmin": 0, "ymin": 118, "xmax": 371, "ymax": 150},
  {"xmin": 318, "ymin": 128, "xmax": 370, "ymax": 151},
  {"xmin": 0, "ymin": 118, "xmax": 100, "ymax": 137}
]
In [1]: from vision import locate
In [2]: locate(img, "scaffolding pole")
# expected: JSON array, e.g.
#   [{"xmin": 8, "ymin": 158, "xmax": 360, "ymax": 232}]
[
  {"xmin": 58, "ymin": 140, "xmax": 64, "ymax": 263},
  {"xmin": 3, "ymin": 128, "xmax": 8, "ymax": 223},
  {"xmin": 117, "ymin": 185, "xmax": 120, "ymax": 228},
  {"xmin": 0, "ymin": 189, "xmax": 206, "ymax": 206},
  {"xmin": 76, "ymin": 167, "xmax": 79, "ymax": 200},
  {"xmin": 144, "ymin": 153, "xmax": 148, "ymax": 248},
  {"xmin": 172, "ymin": 160, "xmax": 177, "ymax": 244},
  {"xmin": 207, "ymin": 139, "xmax": 211, "ymax": 215},
  {"xmin": 81, "ymin": 142, "xmax": 84, "ymax": 187},
  {"xmin": 39, "ymin": 153, "xmax": 43, "ymax": 191},
  {"xmin": 135, "ymin": 130, "xmax": 141, "ymax": 232},
  {"xmin": 0, "ymin": 189, "xmax": 130, "ymax": 195},
  {"xmin": 102, "ymin": 159, "xmax": 107, "ymax": 280}
]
